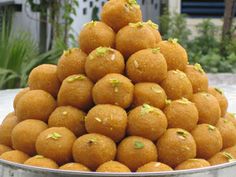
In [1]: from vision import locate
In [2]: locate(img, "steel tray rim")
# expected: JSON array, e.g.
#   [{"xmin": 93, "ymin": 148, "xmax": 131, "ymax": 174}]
[{"xmin": 0, "ymin": 159, "xmax": 236, "ymax": 176}]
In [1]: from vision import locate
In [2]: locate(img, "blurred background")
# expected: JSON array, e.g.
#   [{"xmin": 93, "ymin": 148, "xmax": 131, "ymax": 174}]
[{"xmin": 0, "ymin": 0, "xmax": 236, "ymax": 89}]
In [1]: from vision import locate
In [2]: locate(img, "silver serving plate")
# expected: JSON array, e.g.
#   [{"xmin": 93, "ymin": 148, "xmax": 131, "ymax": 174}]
[{"xmin": 0, "ymin": 159, "xmax": 236, "ymax": 177}]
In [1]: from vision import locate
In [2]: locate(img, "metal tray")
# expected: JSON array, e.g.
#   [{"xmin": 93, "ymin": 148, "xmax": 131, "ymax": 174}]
[{"xmin": 0, "ymin": 159, "xmax": 236, "ymax": 177}]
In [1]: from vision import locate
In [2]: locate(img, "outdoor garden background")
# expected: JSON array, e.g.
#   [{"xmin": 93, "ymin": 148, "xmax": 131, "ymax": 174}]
[{"xmin": 0, "ymin": 0, "xmax": 236, "ymax": 90}]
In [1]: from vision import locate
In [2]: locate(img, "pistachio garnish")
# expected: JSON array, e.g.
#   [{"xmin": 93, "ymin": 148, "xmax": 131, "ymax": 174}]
[
  {"xmin": 84, "ymin": 20, "xmax": 97, "ymax": 27},
  {"xmin": 176, "ymin": 98, "xmax": 191, "ymax": 105},
  {"xmin": 201, "ymin": 92, "xmax": 211, "ymax": 98},
  {"xmin": 95, "ymin": 117, "xmax": 102, "ymax": 123},
  {"xmin": 176, "ymin": 130, "xmax": 188, "ymax": 139},
  {"xmin": 129, "ymin": 22, "xmax": 145, "ymax": 28},
  {"xmin": 154, "ymin": 163, "xmax": 161, "ymax": 167},
  {"xmin": 89, "ymin": 55, "xmax": 95, "ymax": 60},
  {"xmin": 34, "ymin": 155, "xmax": 44, "ymax": 159},
  {"xmin": 168, "ymin": 38, "xmax": 178, "ymax": 44},
  {"xmin": 63, "ymin": 49, "xmax": 72, "ymax": 56},
  {"xmin": 110, "ymin": 78, "xmax": 120, "ymax": 93},
  {"xmin": 194, "ymin": 63, "xmax": 205, "ymax": 74},
  {"xmin": 223, "ymin": 119, "xmax": 229, "ymax": 123},
  {"xmin": 62, "ymin": 111, "xmax": 68, "ymax": 116},
  {"xmin": 151, "ymin": 86, "xmax": 162, "ymax": 94},
  {"xmin": 214, "ymin": 88, "xmax": 224, "ymax": 95},
  {"xmin": 173, "ymin": 70, "xmax": 178, "ymax": 74},
  {"xmin": 47, "ymin": 132, "xmax": 62, "ymax": 140},
  {"xmin": 126, "ymin": 0, "xmax": 140, "ymax": 8},
  {"xmin": 146, "ymin": 20, "xmax": 159, "ymax": 30},
  {"xmin": 223, "ymin": 152, "xmax": 235, "ymax": 162},
  {"xmin": 208, "ymin": 125, "xmax": 216, "ymax": 131},
  {"xmin": 88, "ymin": 138, "xmax": 97, "ymax": 145},
  {"xmin": 95, "ymin": 47, "xmax": 113, "ymax": 57},
  {"xmin": 134, "ymin": 141, "xmax": 144, "ymax": 149},
  {"xmin": 67, "ymin": 75, "xmax": 85, "ymax": 83},
  {"xmin": 141, "ymin": 104, "xmax": 154, "ymax": 115},
  {"xmin": 165, "ymin": 99, "xmax": 172, "ymax": 105},
  {"xmin": 175, "ymin": 70, "xmax": 186, "ymax": 79},
  {"xmin": 134, "ymin": 60, "xmax": 139, "ymax": 68},
  {"xmin": 152, "ymin": 48, "xmax": 160, "ymax": 54}
]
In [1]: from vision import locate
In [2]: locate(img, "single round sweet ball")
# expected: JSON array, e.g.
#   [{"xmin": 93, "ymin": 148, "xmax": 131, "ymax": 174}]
[
  {"xmin": 160, "ymin": 70, "xmax": 193, "ymax": 100},
  {"xmin": 13, "ymin": 87, "xmax": 30, "ymax": 110},
  {"xmin": 28, "ymin": 64, "xmax": 61, "ymax": 97},
  {"xmin": 96, "ymin": 161, "xmax": 131, "ymax": 172},
  {"xmin": 192, "ymin": 92, "xmax": 221, "ymax": 125},
  {"xmin": 137, "ymin": 162, "xmax": 173, "ymax": 172},
  {"xmin": 208, "ymin": 151, "xmax": 235, "ymax": 165},
  {"xmin": 156, "ymin": 38, "xmax": 188, "ymax": 71},
  {"xmin": 15, "ymin": 90, "xmax": 56, "ymax": 122},
  {"xmin": 72, "ymin": 133, "xmax": 117, "ymax": 171},
  {"xmin": 126, "ymin": 48, "xmax": 167, "ymax": 83},
  {"xmin": 164, "ymin": 98, "xmax": 199, "ymax": 132},
  {"xmin": 59, "ymin": 163, "xmax": 91, "ymax": 171},
  {"xmin": 0, "ymin": 150, "xmax": 29, "ymax": 164},
  {"xmin": 208, "ymin": 87, "xmax": 228, "ymax": 117},
  {"xmin": 116, "ymin": 22, "xmax": 156, "ymax": 59},
  {"xmin": 216, "ymin": 118, "xmax": 236, "ymax": 149},
  {"xmin": 57, "ymin": 74, "xmax": 94, "ymax": 111},
  {"xmin": 85, "ymin": 47, "xmax": 125, "ymax": 82},
  {"xmin": 133, "ymin": 83, "xmax": 167, "ymax": 109},
  {"xmin": 57, "ymin": 48, "xmax": 87, "ymax": 82},
  {"xmin": 79, "ymin": 21, "xmax": 115, "ymax": 54},
  {"xmin": 24, "ymin": 155, "xmax": 59, "ymax": 169},
  {"xmin": 184, "ymin": 64, "xmax": 208, "ymax": 93},
  {"xmin": 48, "ymin": 106, "xmax": 86, "ymax": 137},
  {"xmin": 92, "ymin": 73, "xmax": 134, "ymax": 109},
  {"xmin": 12, "ymin": 119, "xmax": 48, "ymax": 156},
  {"xmin": 117, "ymin": 136, "xmax": 157, "ymax": 172},
  {"xmin": 0, "ymin": 113, "xmax": 19, "ymax": 147},
  {"xmin": 85, "ymin": 104, "xmax": 127, "ymax": 142},
  {"xmin": 101, "ymin": 0, "xmax": 142, "ymax": 32},
  {"xmin": 36, "ymin": 127, "xmax": 76, "ymax": 165},
  {"xmin": 224, "ymin": 113, "xmax": 236, "ymax": 128},
  {"xmin": 145, "ymin": 20, "xmax": 162, "ymax": 45},
  {"xmin": 0, "ymin": 144, "xmax": 12, "ymax": 155},
  {"xmin": 127, "ymin": 104, "xmax": 167, "ymax": 141},
  {"xmin": 175, "ymin": 159, "xmax": 210, "ymax": 170},
  {"xmin": 157, "ymin": 128, "xmax": 196, "ymax": 168},
  {"xmin": 191, "ymin": 124, "xmax": 223, "ymax": 159}
]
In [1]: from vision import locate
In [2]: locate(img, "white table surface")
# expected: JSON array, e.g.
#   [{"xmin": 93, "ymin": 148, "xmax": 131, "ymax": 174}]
[{"xmin": 0, "ymin": 86, "xmax": 236, "ymax": 123}]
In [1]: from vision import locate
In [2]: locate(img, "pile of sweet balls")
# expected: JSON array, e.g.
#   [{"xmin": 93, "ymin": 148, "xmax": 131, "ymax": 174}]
[{"xmin": 0, "ymin": 0, "xmax": 236, "ymax": 173}]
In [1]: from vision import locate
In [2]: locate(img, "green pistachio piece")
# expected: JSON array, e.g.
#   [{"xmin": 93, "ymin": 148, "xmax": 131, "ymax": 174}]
[
  {"xmin": 47, "ymin": 132, "xmax": 62, "ymax": 140},
  {"xmin": 134, "ymin": 141, "xmax": 144, "ymax": 149},
  {"xmin": 194, "ymin": 63, "xmax": 205, "ymax": 74}
]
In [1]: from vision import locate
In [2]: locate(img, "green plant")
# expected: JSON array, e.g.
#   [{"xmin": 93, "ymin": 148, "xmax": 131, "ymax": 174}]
[
  {"xmin": 0, "ymin": 12, "xmax": 67, "ymax": 89},
  {"xmin": 188, "ymin": 19, "xmax": 236, "ymax": 73},
  {"xmin": 159, "ymin": 10, "xmax": 236, "ymax": 73},
  {"xmin": 159, "ymin": 9, "xmax": 191, "ymax": 48},
  {"xmin": 0, "ymin": 33, "xmax": 38, "ymax": 88},
  {"xmin": 26, "ymin": 0, "xmax": 79, "ymax": 51},
  {"xmin": 189, "ymin": 19, "xmax": 220, "ymax": 55}
]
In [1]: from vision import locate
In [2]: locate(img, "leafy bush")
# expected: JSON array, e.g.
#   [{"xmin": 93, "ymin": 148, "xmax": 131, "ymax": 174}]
[
  {"xmin": 159, "ymin": 9, "xmax": 191, "ymax": 48},
  {"xmin": 159, "ymin": 12, "xmax": 236, "ymax": 73},
  {"xmin": 0, "ymin": 13, "xmax": 66, "ymax": 89}
]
